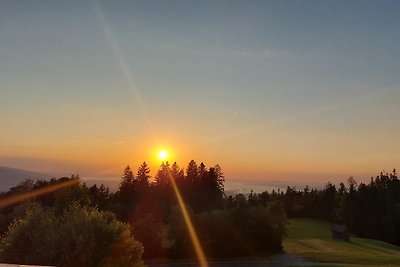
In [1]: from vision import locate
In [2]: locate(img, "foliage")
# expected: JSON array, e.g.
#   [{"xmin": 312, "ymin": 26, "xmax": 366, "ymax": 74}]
[
  {"xmin": 0, "ymin": 205, "xmax": 59, "ymax": 265},
  {"xmin": 270, "ymin": 170, "xmax": 400, "ymax": 246},
  {"xmin": 167, "ymin": 205, "xmax": 195, "ymax": 258},
  {"xmin": 337, "ymin": 170, "xmax": 400, "ymax": 245},
  {"xmin": 0, "ymin": 203, "xmax": 144, "ymax": 267},
  {"xmin": 131, "ymin": 213, "xmax": 164, "ymax": 259},
  {"xmin": 168, "ymin": 199, "xmax": 286, "ymax": 258},
  {"xmin": 53, "ymin": 182, "xmax": 91, "ymax": 213},
  {"xmin": 0, "ymin": 160, "xmax": 290, "ymax": 262},
  {"xmin": 136, "ymin": 162, "xmax": 151, "ymax": 188},
  {"xmin": 88, "ymin": 183, "xmax": 111, "ymax": 210}
]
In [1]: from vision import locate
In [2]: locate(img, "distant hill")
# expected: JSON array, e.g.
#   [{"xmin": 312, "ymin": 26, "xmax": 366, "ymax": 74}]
[{"xmin": 0, "ymin": 166, "xmax": 51, "ymax": 192}]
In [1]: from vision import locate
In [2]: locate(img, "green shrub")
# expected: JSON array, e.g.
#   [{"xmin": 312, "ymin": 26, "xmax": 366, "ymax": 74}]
[{"xmin": 0, "ymin": 203, "xmax": 144, "ymax": 267}]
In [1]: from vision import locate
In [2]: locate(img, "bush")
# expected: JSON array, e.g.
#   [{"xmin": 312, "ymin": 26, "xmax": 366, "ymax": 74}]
[
  {"xmin": 167, "ymin": 202, "xmax": 287, "ymax": 258},
  {"xmin": 0, "ymin": 205, "xmax": 59, "ymax": 265},
  {"xmin": 132, "ymin": 213, "xmax": 164, "ymax": 259},
  {"xmin": 0, "ymin": 203, "xmax": 144, "ymax": 267}
]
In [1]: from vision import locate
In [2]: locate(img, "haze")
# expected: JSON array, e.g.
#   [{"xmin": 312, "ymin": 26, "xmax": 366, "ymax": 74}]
[{"xmin": 1, "ymin": 0, "xmax": 400, "ymax": 186}]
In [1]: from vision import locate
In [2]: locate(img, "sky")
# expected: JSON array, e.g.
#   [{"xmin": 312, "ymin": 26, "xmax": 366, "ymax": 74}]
[{"xmin": 1, "ymin": 0, "xmax": 400, "ymax": 187}]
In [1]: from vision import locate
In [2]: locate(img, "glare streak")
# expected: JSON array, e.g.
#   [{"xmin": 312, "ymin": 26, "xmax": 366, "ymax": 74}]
[
  {"xmin": 168, "ymin": 171, "xmax": 209, "ymax": 267},
  {"xmin": 0, "ymin": 179, "xmax": 79, "ymax": 208},
  {"xmin": 203, "ymin": 89, "xmax": 384, "ymax": 145},
  {"xmin": 93, "ymin": 1, "xmax": 157, "ymax": 140}
]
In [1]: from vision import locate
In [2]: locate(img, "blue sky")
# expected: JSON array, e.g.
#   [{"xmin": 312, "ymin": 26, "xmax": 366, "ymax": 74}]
[{"xmin": 1, "ymin": 0, "xmax": 400, "ymax": 184}]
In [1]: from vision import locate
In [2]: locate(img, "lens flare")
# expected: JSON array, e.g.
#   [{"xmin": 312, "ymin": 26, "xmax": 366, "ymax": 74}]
[
  {"xmin": 93, "ymin": 0, "xmax": 157, "ymax": 141},
  {"xmin": 0, "ymin": 178, "xmax": 79, "ymax": 208},
  {"xmin": 167, "ymin": 171, "xmax": 208, "ymax": 267}
]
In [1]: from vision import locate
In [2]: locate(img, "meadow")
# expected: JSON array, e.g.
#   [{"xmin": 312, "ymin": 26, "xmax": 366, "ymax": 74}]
[{"xmin": 285, "ymin": 218, "xmax": 400, "ymax": 267}]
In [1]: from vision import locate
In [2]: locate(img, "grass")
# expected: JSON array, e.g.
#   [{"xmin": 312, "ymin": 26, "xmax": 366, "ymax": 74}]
[{"xmin": 284, "ymin": 218, "xmax": 400, "ymax": 266}]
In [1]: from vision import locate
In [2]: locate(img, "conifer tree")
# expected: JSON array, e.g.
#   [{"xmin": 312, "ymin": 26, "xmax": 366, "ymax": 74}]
[{"xmin": 136, "ymin": 162, "xmax": 151, "ymax": 188}]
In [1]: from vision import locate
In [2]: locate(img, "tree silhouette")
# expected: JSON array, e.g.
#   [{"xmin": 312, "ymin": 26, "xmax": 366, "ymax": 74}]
[
  {"xmin": 136, "ymin": 162, "xmax": 151, "ymax": 188},
  {"xmin": 155, "ymin": 162, "xmax": 170, "ymax": 188},
  {"xmin": 120, "ymin": 165, "xmax": 134, "ymax": 190},
  {"xmin": 186, "ymin": 160, "xmax": 198, "ymax": 183}
]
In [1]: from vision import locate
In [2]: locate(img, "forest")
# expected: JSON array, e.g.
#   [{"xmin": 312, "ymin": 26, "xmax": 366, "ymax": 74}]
[
  {"xmin": 0, "ymin": 162, "xmax": 398, "ymax": 266},
  {"xmin": 277, "ymin": 169, "xmax": 400, "ymax": 246}
]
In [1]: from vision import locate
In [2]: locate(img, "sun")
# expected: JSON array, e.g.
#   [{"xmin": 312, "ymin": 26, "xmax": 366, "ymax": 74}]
[{"xmin": 158, "ymin": 150, "xmax": 168, "ymax": 161}]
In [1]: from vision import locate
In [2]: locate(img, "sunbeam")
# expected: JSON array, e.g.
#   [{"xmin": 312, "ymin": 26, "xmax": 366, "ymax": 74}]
[
  {"xmin": 93, "ymin": 0, "xmax": 157, "ymax": 141},
  {"xmin": 0, "ymin": 178, "xmax": 79, "ymax": 208},
  {"xmin": 201, "ymin": 89, "xmax": 384, "ymax": 146},
  {"xmin": 167, "ymin": 170, "xmax": 209, "ymax": 267}
]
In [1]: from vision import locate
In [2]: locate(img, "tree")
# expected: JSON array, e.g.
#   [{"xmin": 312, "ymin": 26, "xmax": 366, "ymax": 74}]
[
  {"xmin": 89, "ymin": 184, "xmax": 111, "ymax": 210},
  {"xmin": 186, "ymin": 160, "xmax": 198, "ymax": 183},
  {"xmin": 131, "ymin": 213, "xmax": 163, "ymax": 259},
  {"xmin": 198, "ymin": 162, "xmax": 207, "ymax": 182},
  {"xmin": 171, "ymin": 162, "xmax": 185, "ymax": 186},
  {"xmin": 318, "ymin": 182, "xmax": 337, "ymax": 220},
  {"xmin": 58, "ymin": 203, "xmax": 144, "ymax": 267},
  {"xmin": 213, "ymin": 164, "xmax": 225, "ymax": 192},
  {"xmin": 136, "ymin": 162, "xmax": 151, "ymax": 188},
  {"xmin": 54, "ymin": 182, "xmax": 91, "ymax": 214},
  {"xmin": 155, "ymin": 162, "xmax": 171, "ymax": 188},
  {"xmin": 120, "ymin": 165, "xmax": 134, "ymax": 189},
  {"xmin": 0, "ymin": 203, "xmax": 144, "ymax": 267},
  {"xmin": 205, "ymin": 166, "xmax": 225, "ymax": 210},
  {"xmin": 0, "ymin": 203, "xmax": 59, "ymax": 265},
  {"xmin": 118, "ymin": 165, "xmax": 138, "ymax": 211}
]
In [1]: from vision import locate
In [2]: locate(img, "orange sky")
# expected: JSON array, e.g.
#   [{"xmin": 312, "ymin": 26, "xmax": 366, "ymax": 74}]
[{"xmin": 1, "ymin": 1, "xmax": 400, "ymax": 187}]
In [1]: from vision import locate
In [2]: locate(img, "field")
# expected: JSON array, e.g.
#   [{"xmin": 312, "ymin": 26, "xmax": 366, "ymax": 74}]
[
  {"xmin": 149, "ymin": 218, "xmax": 400, "ymax": 267},
  {"xmin": 284, "ymin": 218, "xmax": 400, "ymax": 267}
]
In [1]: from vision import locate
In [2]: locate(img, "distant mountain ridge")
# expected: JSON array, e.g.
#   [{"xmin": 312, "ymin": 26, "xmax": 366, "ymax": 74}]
[{"xmin": 0, "ymin": 166, "xmax": 51, "ymax": 192}]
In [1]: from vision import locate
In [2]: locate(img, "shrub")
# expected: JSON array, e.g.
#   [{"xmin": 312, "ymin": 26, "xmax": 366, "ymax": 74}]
[{"xmin": 0, "ymin": 203, "xmax": 144, "ymax": 267}]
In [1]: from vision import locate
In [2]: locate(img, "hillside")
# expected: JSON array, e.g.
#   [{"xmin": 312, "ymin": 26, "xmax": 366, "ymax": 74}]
[
  {"xmin": 284, "ymin": 218, "xmax": 400, "ymax": 266},
  {"xmin": 0, "ymin": 166, "xmax": 51, "ymax": 191}
]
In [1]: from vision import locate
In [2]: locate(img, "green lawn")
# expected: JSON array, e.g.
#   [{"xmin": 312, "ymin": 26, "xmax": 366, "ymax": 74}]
[{"xmin": 284, "ymin": 218, "xmax": 400, "ymax": 266}]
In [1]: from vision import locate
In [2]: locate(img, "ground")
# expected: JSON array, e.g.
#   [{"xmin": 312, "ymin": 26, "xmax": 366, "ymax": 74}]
[
  {"xmin": 147, "ymin": 218, "xmax": 400, "ymax": 267},
  {"xmin": 284, "ymin": 218, "xmax": 400, "ymax": 267}
]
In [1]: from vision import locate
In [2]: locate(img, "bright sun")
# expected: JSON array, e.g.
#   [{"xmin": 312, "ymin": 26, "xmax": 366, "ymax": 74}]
[{"xmin": 158, "ymin": 150, "xmax": 168, "ymax": 161}]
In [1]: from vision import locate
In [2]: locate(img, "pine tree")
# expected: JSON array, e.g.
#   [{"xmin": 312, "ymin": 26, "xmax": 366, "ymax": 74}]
[
  {"xmin": 186, "ymin": 160, "xmax": 198, "ymax": 183},
  {"xmin": 171, "ymin": 162, "xmax": 184, "ymax": 186},
  {"xmin": 118, "ymin": 165, "xmax": 137, "ymax": 210},
  {"xmin": 137, "ymin": 162, "xmax": 151, "ymax": 188},
  {"xmin": 120, "ymin": 165, "xmax": 134, "ymax": 189},
  {"xmin": 155, "ymin": 162, "xmax": 170, "ymax": 187}
]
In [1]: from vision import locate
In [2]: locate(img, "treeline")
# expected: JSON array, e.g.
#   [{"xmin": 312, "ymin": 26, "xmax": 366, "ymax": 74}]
[
  {"xmin": 0, "ymin": 160, "xmax": 287, "ymax": 266},
  {"xmin": 101, "ymin": 160, "xmax": 286, "ymax": 258},
  {"xmin": 113, "ymin": 160, "xmax": 225, "ymax": 223},
  {"xmin": 272, "ymin": 170, "xmax": 400, "ymax": 246}
]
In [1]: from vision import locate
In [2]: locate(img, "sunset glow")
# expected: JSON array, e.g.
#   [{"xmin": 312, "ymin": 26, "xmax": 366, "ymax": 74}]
[
  {"xmin": 158, "ymin": 150, "xmax": 168, "ymax": 161},
  {"xmin": 1, "ymin": 1, "xmax": 400, "ymax": 186},
  {"xmin": 2, "ymin": 2, "xmax": 400, "ymax": 266}
]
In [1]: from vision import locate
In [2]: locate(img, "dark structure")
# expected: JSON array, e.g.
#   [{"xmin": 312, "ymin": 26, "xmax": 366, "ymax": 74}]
[{"xmin": 332, "ymin": 224, "xmax": 350, "ymax": 241}]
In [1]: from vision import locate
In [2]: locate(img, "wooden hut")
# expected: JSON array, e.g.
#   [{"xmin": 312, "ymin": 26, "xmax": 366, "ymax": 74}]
[{"xmin": 332, "ymin": 224, "xmax": 350, "ymax": 241}]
